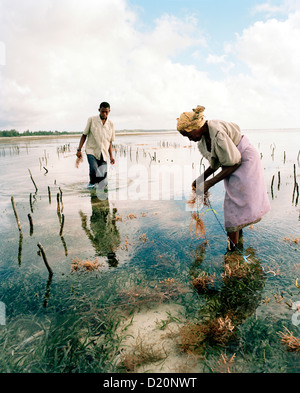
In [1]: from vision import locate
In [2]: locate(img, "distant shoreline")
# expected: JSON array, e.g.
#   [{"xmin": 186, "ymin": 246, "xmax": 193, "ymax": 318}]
[
  {"xmin": 0, "ymin": 130, "xmax": 177, "ymax": 143},
  {"xmin": 0, "ymin": 128, "xmax": 298, "ymax": 144}
]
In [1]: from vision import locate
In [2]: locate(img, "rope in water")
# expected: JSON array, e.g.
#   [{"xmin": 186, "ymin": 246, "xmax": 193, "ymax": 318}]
[{"xmin": 205, "ymin": 196, "xmax": 276, "ymax": 276}]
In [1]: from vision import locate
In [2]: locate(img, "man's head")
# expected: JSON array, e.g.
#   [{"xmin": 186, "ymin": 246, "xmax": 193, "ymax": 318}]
[{"xmin": 99, "ymin": 102, "xmax": 110, "ymax": 120}]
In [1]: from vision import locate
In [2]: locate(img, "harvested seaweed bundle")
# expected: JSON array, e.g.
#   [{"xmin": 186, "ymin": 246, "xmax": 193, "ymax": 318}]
[
  {"xmin": 190, "ymin": 212, "xmax": 206, "ymax": 239},
  {"xmin": 187, "ymin": 192, "xmax": 207, "ymax": 239}
]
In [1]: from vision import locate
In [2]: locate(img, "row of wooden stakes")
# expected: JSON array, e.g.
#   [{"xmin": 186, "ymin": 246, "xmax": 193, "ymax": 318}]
[{"xmin": 11, "ymin": 168, "xmax": 67, "ymax": 277}]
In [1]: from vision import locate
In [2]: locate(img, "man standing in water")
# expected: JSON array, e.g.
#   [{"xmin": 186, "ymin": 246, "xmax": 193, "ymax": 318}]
[{"xmin": 76, "ymin": 102, "xmax": 115, "ymax": 189}]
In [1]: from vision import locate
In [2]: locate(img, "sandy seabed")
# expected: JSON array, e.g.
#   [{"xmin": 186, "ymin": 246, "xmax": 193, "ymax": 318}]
[{"xmin": 114, "ymin": 303, "xmax": 204, "ymax": 373}]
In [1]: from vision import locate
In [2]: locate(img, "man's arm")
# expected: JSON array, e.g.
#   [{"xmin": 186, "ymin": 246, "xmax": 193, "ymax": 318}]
[
  {"xmin": 108, "ymin": 142, "xmax": 115, "ymax": 164},
  {"xmin": 76, "ymin": 134, "xmax": 87, "ymax": 158},
  {"xmin": 77, "ymin": 117, "xmax": 92, "ymax": 158}
]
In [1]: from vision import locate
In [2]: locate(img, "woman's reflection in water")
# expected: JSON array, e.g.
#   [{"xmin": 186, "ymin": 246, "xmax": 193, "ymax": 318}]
[
  {"xmin": 79, "ymin": 192, "xmax": 120, "ymax": 267},
  {"xmin": 188, "ymin": 242, "xmax": 267, "ymax": 346}
]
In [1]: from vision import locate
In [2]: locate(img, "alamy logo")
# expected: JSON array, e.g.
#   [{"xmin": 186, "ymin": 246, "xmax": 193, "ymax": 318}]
[
  {"xmin": 0, "ymin": 301, "xmax": 6, "ymax": 325},
  {"xmin": 97, "ymin": 160, "xmax": 204, "ymax": 206}
]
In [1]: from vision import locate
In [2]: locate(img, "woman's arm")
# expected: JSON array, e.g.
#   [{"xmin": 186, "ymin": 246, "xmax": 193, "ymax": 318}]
[
  {"xmin": 204, "ymin": 162, "xmax": 241, "ymax": 193},
  {"xmin": 192, "ymin": 166, "xmax": 216, "ymax": 191}
]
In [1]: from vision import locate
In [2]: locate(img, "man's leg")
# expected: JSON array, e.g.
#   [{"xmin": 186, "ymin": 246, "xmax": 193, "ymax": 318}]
[
  {"xmin": 95, "ymin": 154, "xmax": 108, "ymax": 187},
  {"xmin": 87, "ymin": 154, "xmax": 98, "ymax": 185}
]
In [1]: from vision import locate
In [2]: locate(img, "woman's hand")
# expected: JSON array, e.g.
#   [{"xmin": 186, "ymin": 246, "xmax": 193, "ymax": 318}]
[
  {"xmin": 193, "ymin": 179, "xmax": 212, "ymax": 195},
  {"xmin": 192, "ymin": 179, "xmax": 202, "ymax": 194},
  {"xmin": 204, "ymin": 180, "xmax": 212, "ymax": 195},
  {"xmin": 110, "ymin": 157, "xmax": 115, "ymax": 165},
  {"xmin": 192, "ymin": 174, "xmax": 204, "ymax": 191},
  {"xmin": 192, "ymin": 179, "xmax": 197, "ymax": 191},
  {"xmin": 76, "ymin": 150, "xmax": 82, "ymax": 159}
]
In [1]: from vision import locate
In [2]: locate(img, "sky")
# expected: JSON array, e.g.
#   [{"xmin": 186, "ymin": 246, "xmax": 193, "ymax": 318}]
[{"xmin": 0, "ymin": 0, "xmax": 300, "ymax": 132}]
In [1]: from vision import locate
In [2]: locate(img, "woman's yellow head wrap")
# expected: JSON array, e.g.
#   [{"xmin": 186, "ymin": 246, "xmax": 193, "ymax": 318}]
[{"xmin": 177, "ymin": 105, "xmax": 206, "ymax": 133}]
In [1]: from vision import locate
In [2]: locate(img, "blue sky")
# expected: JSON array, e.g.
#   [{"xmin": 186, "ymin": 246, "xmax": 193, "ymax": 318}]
[
  {"xmin": 130, "ymin": 0, "xmax": 257, "ymax": 37},
  {"xmin": 129, "ymin": 0, "xmax": 292, "ymax": 76},
  {"xmin": 127, "ymin": 0, "xmax": 253, "ymax": 74},
  {"xmin": 0, "ymin": 0, "xmax": 300, "ymax": 131}
]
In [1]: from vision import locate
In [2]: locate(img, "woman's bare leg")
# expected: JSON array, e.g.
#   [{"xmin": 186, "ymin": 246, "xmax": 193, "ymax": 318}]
[{"xmin": 227, "ymin": 231, "xmax": 239, "ymax": 250}]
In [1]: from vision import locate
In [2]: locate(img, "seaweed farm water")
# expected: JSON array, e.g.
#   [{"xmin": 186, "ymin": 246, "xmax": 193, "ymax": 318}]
[{"xmin": 0, "ymin": 129, "xmax": 299, "ymax": 373}]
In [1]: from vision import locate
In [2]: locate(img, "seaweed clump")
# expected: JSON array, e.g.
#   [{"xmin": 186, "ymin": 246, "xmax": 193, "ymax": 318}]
[
  {"xmin": 179, "ymin": 315, "xmax": 235, "ymax": 353},
  {"xmin": 192, "ymin": 272, "xmax": 216, "ymax": 294},
  {"xmin": 279, "ymin": 328, "xmax": 300, "ymax": 353},
  {"xmin": 71, "ymin": 257, "xmax": 104, "ymax": 272},
  {"xmin": 181, "ymin": 247, "xmax": 266, "ymax": 356}
]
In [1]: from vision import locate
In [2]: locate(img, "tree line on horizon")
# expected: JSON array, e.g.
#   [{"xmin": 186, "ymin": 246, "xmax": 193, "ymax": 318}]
[
  {"xmin": 0, "ymin": 129, "xmax": 81, "ymax": 137},
  {"xmin": 0, "ymin": 129, "xmax": 174, "ymax": 137}
]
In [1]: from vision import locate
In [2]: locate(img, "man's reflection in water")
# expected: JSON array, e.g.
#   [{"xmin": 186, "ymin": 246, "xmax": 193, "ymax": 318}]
[{"xmin": 79, "ymin": 192, "xmax": 120, "ymax": 267}]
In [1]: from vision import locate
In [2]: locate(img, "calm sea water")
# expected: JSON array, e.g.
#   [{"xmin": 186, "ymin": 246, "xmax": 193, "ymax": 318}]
[{"xmin": 0, "ymin": 129, "xmax": 299, "ymax": 372}]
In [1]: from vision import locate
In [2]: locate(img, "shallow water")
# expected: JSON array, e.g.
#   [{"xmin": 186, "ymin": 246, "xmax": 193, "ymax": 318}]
[{"xmin": 0, "ymin": 129, "xmax": 299, "ymax": 373}]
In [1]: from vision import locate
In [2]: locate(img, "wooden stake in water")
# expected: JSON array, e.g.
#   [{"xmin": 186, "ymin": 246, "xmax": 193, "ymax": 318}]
[
  {"xmin": 292, "ymin": 164, "xmax": 299, "ymax": 205},
  {"xmin": 28, "ymin": 169, "xmax": 38, "ymax": 192},
  {"xmin": 56, "ymin": 192, "xmax": 60, "ymax": 213},
  {"xmin": 11, "ymin": 196, "xmax": 23, "ymax": 235},
  {"xmin": 37, "ymin": 242, "xmax": 53, "ymax": 276},
  {"xmin": 59, "ymin": 187, "xmax": 63, "ymax": 212},
  {"xmin": 60, "ymin": 235, "xmax": 68, "ymax": 256},
  {"xmin": 271, "ymin": 175, "xmax": 275, "ymax": 199},
  {"xmin": 59, "ymin": 214, "xmax": 65, "ymax": 236},
  {"xmin": 28, "ymin": 213, "xmax": 33, "ymax": 236},
  {"xmin": 43, "ymin": 274, "xmax": 52, "ymax": 308},
  {"xmin": 18, "ymin": 233, "xmax": 23, "ymax": 266},
  {"xmin": 295, "ymin": 184, "xmax": 299, "ymax": 206},
  {"xmin": 48, "ymin": 186, "xmax": 51, "ymax": 204},
  {"xmin": 56, "ymin": 192, "xmax": 62, "ymax": 224},
  {"xmin": 29, "ymin": 193, "xmax": 33, "ymax": 213}
]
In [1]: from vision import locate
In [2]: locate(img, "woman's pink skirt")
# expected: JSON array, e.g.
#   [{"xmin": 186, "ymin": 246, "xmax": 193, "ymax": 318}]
[{"xmin": 224, "ymin": 135, "xmax": 271, "ymax": 232}]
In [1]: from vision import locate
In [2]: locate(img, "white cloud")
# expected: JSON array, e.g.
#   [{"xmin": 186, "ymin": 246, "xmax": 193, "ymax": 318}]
[
  {"xmin": 0, "ymin": 0, "xmax": 208, "ymax": 131},
  {"xmin": 0, "ymin": 0, "xmax": 140, "ymax": 129},
  {"xmin": 225, "ymin": 10, "xmax": 300, "ymax": 127},
  {"xmin": 253, "ymin": 0, "xmax": 300, "ymax": 16},
  {"xmin": 235, "ymin": 15, "xmax": 300, "ymax": 84},
  {"xmin": 253, "ymin": 3, "xmax": 284, "ymax": 15},
  {"xmin": 0, "ymin": 0, "xmax": 300, "ymax": 131}
]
